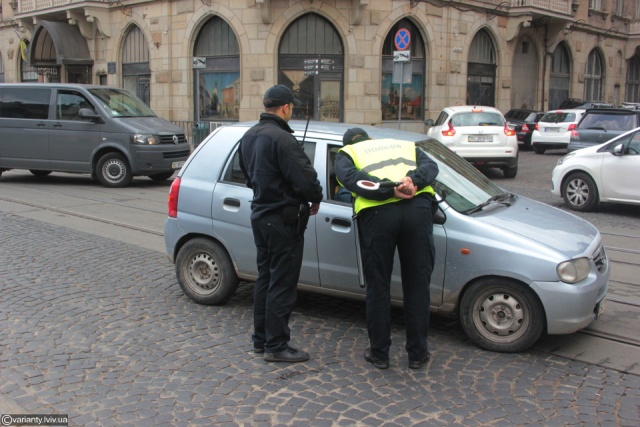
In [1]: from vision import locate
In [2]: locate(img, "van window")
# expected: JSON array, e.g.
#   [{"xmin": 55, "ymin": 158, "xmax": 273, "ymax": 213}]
[
  {"xmin": 56, "ymin": 90, "xmax": 93, "ymax": 121},
  {"xmin": 0, "ymin": 87, "xmax": 50, "ymax": 119}
]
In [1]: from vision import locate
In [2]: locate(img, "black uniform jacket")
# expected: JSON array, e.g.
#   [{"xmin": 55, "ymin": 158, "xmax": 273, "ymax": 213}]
[{"xmin": 239, "ymin": 113, "xmax": 323, "ymax": 220}]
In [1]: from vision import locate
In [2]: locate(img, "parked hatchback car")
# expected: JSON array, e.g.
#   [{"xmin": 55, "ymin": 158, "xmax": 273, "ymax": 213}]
[
  {"xmin": 531, "ymin": 109, "xmax": 586, "ymax": 154},
  {"xmin": 164, "ymin": 121, "xmax": 609, "ymax": 353},
  {"xmin": 568, "ymin": 108, "xmax": 640, "ymax": 153},
  {"xmin": 552, "ymin": 127, "xmax": 640, "ymax": 211},
  {"xmin": 425, "ymin": 105, "xmax": 519, "ymax": 178},
  {"xmin": 504, "ymin": 108, "xmax": 545, "ymax": 151}
]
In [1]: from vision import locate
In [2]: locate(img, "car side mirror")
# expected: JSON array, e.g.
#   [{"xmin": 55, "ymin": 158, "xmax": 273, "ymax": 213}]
[
  {"xmin": 613, "ymin": 143, "xmax": 625, "ymax": 155},
  {"xmin": 78, "ymin": 108, "xmax": 102, "ymax": 122},
  {"xmin": 425, "ymin": 119, "xmax": 434, "ymax": 127}
]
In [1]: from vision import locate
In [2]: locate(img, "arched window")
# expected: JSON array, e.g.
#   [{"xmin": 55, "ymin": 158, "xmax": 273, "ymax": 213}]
[
  {"xmin": 584, "ymin": 49, "xmax": 603, "ymax": 101},
  {"xmin": 626, "ymin": 54, "xmax": 640, "ymax": 103},
  {"xmin": 193, "ymin": 16, "xmax": 240, "ymax": 121},
  {"xmin": 122, "ymin": 26, "xmax": 151, "ymax": 105},
  {"xmin": 381, "ymin": 19, "xmax": 426, "ymax": 122},
  {"xmin": 549, "ymin": 43, "xmax": 571, "ymax": 109},
  {"xmin": 279, "ymin": 13, "xmax": 344, "ymax": 121},
  {"xmin": 467, "ymin": 29, "xmax": 496, "ymax": 106}
]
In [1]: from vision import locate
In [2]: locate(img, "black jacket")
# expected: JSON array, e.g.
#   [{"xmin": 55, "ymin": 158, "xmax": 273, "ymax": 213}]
[{"xmin": 239, "ymin": 113, "xmax": 323, "ymax": 220}]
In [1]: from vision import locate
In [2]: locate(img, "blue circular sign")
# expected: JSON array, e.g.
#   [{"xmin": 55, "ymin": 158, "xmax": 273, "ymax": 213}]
[{"xmin": 394, "ymin": 28, "xmax": 411, "ymax": 51}]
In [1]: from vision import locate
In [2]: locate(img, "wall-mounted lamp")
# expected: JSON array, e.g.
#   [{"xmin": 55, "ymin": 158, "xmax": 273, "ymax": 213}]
[{"xmin": 9, "ymin": 0, "xmax": 18, "ymax": 10}]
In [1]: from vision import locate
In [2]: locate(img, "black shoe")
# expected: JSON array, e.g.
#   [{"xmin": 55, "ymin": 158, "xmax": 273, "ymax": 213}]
[
  {"xmin": 263, "ymin": 346, "xmax": 310, "ymax": 363},
  {"xmin": 364, "ymin": 348, "xmax": 389, "ymax": 369},
  {"xmin": 408, "ymin": 352, "xmax": 431, "ymax": 370},
  {"xmin": 253, "ymin": 346, "xmax": 264, "ymax": 354}
]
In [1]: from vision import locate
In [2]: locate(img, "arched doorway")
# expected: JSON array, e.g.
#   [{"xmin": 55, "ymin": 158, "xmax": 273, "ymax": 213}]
[
  {"xmin": 122, "ymin": 26, "xmax": 151, "ymax": 106},
  {"xmin": 511, "ymin": 35, "xmax": 538, "ymax": 109},
  {"xmin": 192, "ymin": 16, "xmax": 240, "ymax": 122},
  {"xmin": 278, "ymin": 13, "xmax": 344, "ymax": 122},
  {"xmin": 626, "ymin": 54, "xmax": 640, "ymax": 103},
  {"xmin": 549, "ymin": 43, "xmax": 571, "ymax": 109},
  {"xmin": 467, "ymin": 29, "xmax": 496, "ymax": 106},
  {"xmin": 584, "ymin": 49, "xmax": 604, "ymax": 102},
  {"xmin": 381, "ymin": 18, "xmax": 426, "ymax": 122}
]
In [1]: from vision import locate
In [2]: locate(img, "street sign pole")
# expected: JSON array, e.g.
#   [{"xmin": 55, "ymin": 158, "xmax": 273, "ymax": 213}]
[
  {"xmin": 393, "ymin": 28, "xmax": 411, "ymax": 130},
  {"xmin": 398, "ymin": 63, "xmax": 403, "ymax": 129}
]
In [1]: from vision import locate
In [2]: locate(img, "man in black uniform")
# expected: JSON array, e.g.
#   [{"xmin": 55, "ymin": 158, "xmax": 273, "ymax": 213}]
[
  {"xmin": 335, "ymin": 137, "xmax": 438, "ymax": 369},
  {"xmin": 239, "ymin": 85, "xmax": 323, "ymax": 363}
]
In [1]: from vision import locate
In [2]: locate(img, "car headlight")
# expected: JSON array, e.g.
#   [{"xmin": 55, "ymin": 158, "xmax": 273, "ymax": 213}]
[
  {"xmin": 557, "ymin": 258, "xmax": 591, "ymax": 284},
  {"xmin": 132, "ymin": 134, "xmax": 160, "ymax": 145},
  {"xmin": 557, "ymin": 152, "xmax": 575, "ymax": 165}
]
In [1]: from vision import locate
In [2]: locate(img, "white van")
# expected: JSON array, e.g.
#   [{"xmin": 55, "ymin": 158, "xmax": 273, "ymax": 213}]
[{"xmin": 0, "ymin": 84, "xmax": 190, "ymax": 187}]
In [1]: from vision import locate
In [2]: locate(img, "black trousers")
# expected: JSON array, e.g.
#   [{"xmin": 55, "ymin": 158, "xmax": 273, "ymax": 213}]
[
  {"xmin": 357, "ymin": 195, "xmax": 435, "ymax": 362},
  {"xmin": 251, "ymin": 213, "xmax": 304, "ymax": 354}
]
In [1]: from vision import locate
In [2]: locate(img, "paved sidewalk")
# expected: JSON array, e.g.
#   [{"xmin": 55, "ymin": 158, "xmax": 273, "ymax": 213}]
[{"xmin": 1, "ymin": 212, "xmax": 638, "ymax": 426}]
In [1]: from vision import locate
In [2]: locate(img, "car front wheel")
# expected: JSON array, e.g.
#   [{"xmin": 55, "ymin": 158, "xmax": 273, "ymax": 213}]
[
  {"xmin": 460, "ymin": 278, "xmax": 545, "ymax": 352},
  {"xmin": 96, "ymin": 152, "xmax": 133, "ymax": 187},
  {"xmin": 175, "ymin": 238, "xmax": 239, "ymax": 305},
  {"xmin": 562, "ymin": 172, "xmax": 598, "ymax": 211}
]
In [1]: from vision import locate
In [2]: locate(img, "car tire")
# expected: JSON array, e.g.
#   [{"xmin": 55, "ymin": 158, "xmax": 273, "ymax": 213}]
[
  {"xmin": 96, "ymin": 152, "xmax": 133, "ymax": 188},
  {"xmin": 532, "ymin": 145, "xmax": 546, "ymax": 154},
  {"xmin": 460, "ymin": 278, "xmax": 545, "ymax": 353},
  {"xmin": 175, "ymin": 238, "xmax": 239, "ymax": 305},
  {"xmin": 503, "ymin": 164, "xmax": 518, "ymax": 178},
  {"xmin": 30, "ymin": 170, "xmax": 52, "ymax": 177},
  {"xmin": 562, "ymin": 172, "xmax": 598, "ymax": 212},
  {"xmin": 148, "ymin": 171, "xmax": 175, "ymax": 181}
]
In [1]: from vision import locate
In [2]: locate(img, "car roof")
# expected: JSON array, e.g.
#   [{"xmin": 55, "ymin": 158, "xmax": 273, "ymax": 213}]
[
  {"xmin": 443, "ymin": 105, "xmax": 503, "ymax": 114},
  {"xmin": 543, "ymin": 109, "xmax": 586, "ymax": 115}
]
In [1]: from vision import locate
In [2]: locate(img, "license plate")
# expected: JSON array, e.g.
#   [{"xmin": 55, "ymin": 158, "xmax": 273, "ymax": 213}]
[
  {"xmin": 545, "ymin": 127, "xmax": 560, "ymax": 133},
  {"xmin": 171, "ymin": 161, "xmax": 185, "ymax": 169},
  {"xmin": 595, "ymin": 300, "xmax": 605, "ymax": 319},
  {"xmin": 468, "ymin": 135, "xmax": 492, "ymax": 142}
]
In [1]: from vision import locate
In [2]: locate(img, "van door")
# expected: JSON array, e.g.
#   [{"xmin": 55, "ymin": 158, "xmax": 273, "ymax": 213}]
[
  {"xmin": 0, "ymin": 86, "xmax": 51, "ymax": 170},
  {"xmin": 49, "ymin": 89, "xmax": 101, "ymax": 173}
]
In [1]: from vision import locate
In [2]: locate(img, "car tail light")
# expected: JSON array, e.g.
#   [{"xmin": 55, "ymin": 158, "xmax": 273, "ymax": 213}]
[
  {"xmin": 534, "ymin": 123, "xmax": 539, "ymax": 131},
  {"xmin": 522, "ymin": 123, "xmax": 529, "ymax": 132},
  {"xmin": 568, "ymin": 123, "xmax": 577, "ymax": 131},
  {"xmin": 442, "ymin": 122, "xmax": 456, "ymax": 137},
  {"xmin": 168, "ymin": 177, "xmax": 181, "ymax": 218},
  {"xmin": 570, "ymin": 129, "xmax": 579, "ymax": 138},
  {"xmin": 504, "ymin": 124, "xmax": 516, "ymax": 136}
]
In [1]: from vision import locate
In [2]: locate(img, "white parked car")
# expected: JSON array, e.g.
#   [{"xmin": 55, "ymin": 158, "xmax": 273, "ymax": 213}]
[
  {"xmin": 551, "ymin": 127, "xmax": 640, "ymax": 211},
  {"xmin": 425, "ymin": 105, "xmax": 519, "ymax": 177},
  {"xmin": 531, "ymin": 109, "xmax": 586, "ymax": 154}
]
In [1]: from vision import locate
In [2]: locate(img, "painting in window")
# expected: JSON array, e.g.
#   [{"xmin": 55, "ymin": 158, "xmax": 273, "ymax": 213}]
[
  {"xmin": 197, "ymin": 72, "xmax": 240, "ymax": 120},
  {"xmin": 381, "ymin": 74, "xmax": 423, "ymax": 121}
]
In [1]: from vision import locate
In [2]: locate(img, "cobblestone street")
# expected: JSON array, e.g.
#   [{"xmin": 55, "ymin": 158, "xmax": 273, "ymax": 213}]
[{"xmin": 1, "ymin": 212, "xmax": 638, "ymax": 426}]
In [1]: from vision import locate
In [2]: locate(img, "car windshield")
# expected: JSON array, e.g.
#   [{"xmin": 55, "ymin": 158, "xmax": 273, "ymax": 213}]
[
  {"xmin": 450, "ymin": 112, "xmax": 503, "ymax": 127},
  {"xmin": 415, "ymin": 139, "xmax": 505, "ymax": 213},
  {"xmin": 578, "ymin": 113, "xmax": 635, "ymax": 130},
  {"xmin": 541, "ymin": 112, "xmax": 575, "ymax": 123},
  {"xmin": 88, "ymin": 88, "xmax": 156, "ymax": 118}
]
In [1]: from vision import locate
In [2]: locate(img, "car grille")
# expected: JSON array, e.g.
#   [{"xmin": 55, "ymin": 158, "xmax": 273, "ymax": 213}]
[
  {"xmin": 163, "ymin": 150, "xmax": 191, "ymax": 159},
  {"xmin": 592, "ymin": 245, "xmax": 608, "ymax": 274},
  {"xmin": 159, "ymin": 134, "xmax": 188, "ymax": 144}
]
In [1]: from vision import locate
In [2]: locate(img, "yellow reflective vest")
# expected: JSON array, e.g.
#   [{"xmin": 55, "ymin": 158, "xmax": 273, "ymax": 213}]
[{"xmin": 339, "ymin": 139, "xmax": 435, "ymax": 214}]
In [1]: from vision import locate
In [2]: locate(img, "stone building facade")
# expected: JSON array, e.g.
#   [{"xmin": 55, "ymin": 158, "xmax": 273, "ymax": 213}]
[{"xmin": 1, "ymin": 0, "xmax": 640, "ymax": 133}]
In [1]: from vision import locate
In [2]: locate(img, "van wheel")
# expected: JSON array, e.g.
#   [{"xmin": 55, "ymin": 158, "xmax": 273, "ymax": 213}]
[
  {"xmin": 562, "ymin": 172, "xmax": 598, "ymax": 212},
  {"xmin": 96, "ymin": 152, "xmax": 133, "ymax": 187},
  {"xmin": 460, "ymin": 278, "xmax": 545, "ymax": 352},
  {"xmin": 175, "ymin": 238, "xmax": 239, "ymax": 305},
  {"xmin": 30, "ymin": 170, "xmax": 52, "ymax": 177},
  {"xmin": 148, "ymin": 171, "xmax": 175, "ymax": 181}
]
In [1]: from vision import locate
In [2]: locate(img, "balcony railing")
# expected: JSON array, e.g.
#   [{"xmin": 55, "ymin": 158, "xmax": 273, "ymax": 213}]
[
  {"xmin": 17, "ymin": 0, "xmax": 108, "ymax": 14},
  {"xmin": 509, "ymin": 0, "xmax": 572, "ymax": 15}
]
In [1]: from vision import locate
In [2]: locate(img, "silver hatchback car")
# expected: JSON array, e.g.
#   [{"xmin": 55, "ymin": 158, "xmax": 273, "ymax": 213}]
[{"xmin": 164, "ymin": 121, "xmax": 609, "ymax": 353}]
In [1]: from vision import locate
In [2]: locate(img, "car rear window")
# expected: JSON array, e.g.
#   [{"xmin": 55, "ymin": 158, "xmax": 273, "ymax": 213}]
[
  {"xmin": 578, "ymin": 113, "xmax": 637, "ymax": 130},
  {"xmin": 541, "ymin": 112, "xmax": 576, "ymax": 123},
  {"xmin": 451, "ymin": 112, "xmax": 504, "ymax": 127}
]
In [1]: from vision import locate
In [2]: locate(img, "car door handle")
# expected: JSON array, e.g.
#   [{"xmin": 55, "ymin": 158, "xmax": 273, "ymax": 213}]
[
  {"xmin": 331, "ymin": 218, "xmax": 352, "ymax": 228},
  {"xmin": 53, "ymin": 123, "xmax": 62, "ymax": 128},
  {"xmin": 223, "ymin": 198, "xmax": 241, "ymax": 208}
]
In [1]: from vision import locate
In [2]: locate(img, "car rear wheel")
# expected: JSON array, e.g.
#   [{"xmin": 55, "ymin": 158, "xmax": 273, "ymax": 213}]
[
  {"xmin": 562, "ymin": 172, "xmax": 598, "ymax": 212},
  {"xmin": 460, "ymin": 278, "xmax": 545, "ymax": 352},
  {"xmin": 96, "ymin": 152, "xmax": 133, "ymax": 187},
  {"xmin": 30, "ymin": 170, "xmax": 52, "ymax": 177},
  {"xmin": 532, "ymin": 145, "xmax": 546, "ymax": 154},
  {"xmin": 503, "ymin": 164, "xmax": 518, "ymax": 178},
  {"xmin": 175, "ymin": 238, "xmax": 239, "ymax": 305}
]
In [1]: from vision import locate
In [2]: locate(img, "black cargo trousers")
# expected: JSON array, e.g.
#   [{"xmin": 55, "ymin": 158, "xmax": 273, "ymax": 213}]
[{"xmin": 357, "ymin": 194, "xmax": 435, "ymax": 362}]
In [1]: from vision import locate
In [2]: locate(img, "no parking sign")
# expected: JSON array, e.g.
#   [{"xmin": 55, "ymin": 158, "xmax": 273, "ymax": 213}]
[{"xmin": 394, "ymin": 28, "xmax": 411, "ymax": 51}]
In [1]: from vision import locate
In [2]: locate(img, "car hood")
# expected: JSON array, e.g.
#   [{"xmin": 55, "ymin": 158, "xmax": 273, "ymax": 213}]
[
  {"xmin": 476, "ymin": 195, "xmax": 598, "ymax": 257},
  {"xmin": 115, "ymin": 116, "xmax": 184, "ymax": 134}
]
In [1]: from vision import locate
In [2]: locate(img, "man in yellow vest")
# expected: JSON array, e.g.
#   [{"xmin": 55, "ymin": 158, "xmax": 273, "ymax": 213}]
[{"xmin": 335, "ymin": 136, "xmax": 439, "ymax": 369}]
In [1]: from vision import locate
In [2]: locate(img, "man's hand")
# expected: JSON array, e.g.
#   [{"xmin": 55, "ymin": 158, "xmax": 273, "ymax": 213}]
[
  {"xmin": 394, "ymin": 177, "xmax": 416, "ymax": 199},
  {"xmin": 309, "ymin": 202, "xmax": 320, "ymax": 215}
]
